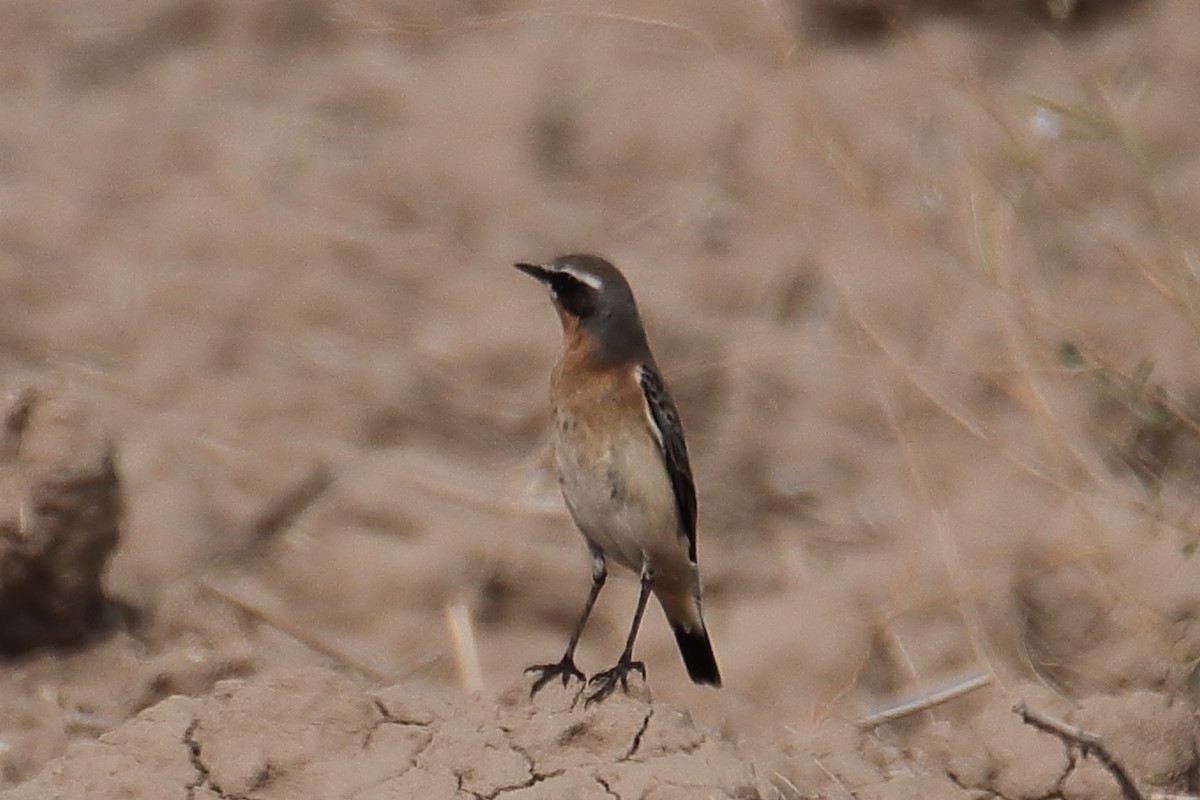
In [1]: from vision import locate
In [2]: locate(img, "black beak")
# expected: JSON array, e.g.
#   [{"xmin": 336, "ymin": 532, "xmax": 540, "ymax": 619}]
[{"xmin": 514, "ymin": 262, "xmax": 552, "ymax": 283}]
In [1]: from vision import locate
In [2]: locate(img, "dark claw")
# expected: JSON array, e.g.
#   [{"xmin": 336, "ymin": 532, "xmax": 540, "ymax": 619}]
[
  {"xmin": 526, "ymin": 656, "xmax": 586, "ymax": 697},
  {"xmin": 584, "ymin": 659, "xmax": 646, "ymax": 706}
]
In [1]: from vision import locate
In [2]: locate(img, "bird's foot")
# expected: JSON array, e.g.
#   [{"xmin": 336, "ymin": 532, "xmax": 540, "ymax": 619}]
[
  {"xmin": 526, "ymin": 655, "xmax": 586, "ymax": 697},
  {"xmin": 585, "ymin": 658, "xmax": 646, "ymax": 706}
]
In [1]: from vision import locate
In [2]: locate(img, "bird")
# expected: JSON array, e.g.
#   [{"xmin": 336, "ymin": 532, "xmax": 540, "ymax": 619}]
[{"xmin": 514, "ymin": 253, "xmax": 721, "ymax": 705}]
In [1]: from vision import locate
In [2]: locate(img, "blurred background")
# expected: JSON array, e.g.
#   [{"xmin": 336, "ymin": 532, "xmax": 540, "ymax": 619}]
[{"xmin": 2, "ymin": 0, "xmax": 1199, "ymax": 794}]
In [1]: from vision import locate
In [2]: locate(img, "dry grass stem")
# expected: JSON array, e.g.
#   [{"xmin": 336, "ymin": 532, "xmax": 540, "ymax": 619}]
[
  {"xmin": 446, "ymin": 601, "xmax": 485, "ymax": 695},
  {"xmin": 858, "ymin": 672, "xmax": 993, "ymax": 729},
  {"xmin": 1, "ymin": 387, "xmax": 37, "ymax": 461},
  {"xmin": 247, "ymin": 462, "xmax": 333, "ymax": 546}
]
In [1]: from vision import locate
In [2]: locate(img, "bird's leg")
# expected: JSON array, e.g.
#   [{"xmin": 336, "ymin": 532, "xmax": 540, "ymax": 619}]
[
  {"xmin": 586, "ymin": 561, "xmax": 653, "ymax": 706},
  {"xmin": 527, "ymin": 548, "xmax": 606, "ymax": 697}
]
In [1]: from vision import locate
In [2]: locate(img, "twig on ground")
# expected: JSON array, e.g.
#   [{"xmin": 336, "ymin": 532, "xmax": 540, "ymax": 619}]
[
  {"xmin": 1013, "ymin": 701, "xmax": 1146, "ymax": 800},
  {"xmin": 858, "ymin": 672, "xmax": 993, "ymax": 729}
]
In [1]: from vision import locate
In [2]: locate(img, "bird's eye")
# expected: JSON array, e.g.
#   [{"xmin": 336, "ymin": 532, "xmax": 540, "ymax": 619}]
[{"xmin": 550, "ymin": 274, "xmax": 598, "ymax": 319}]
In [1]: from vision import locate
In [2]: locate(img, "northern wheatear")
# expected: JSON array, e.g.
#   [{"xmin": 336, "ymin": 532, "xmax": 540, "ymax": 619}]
[{"xmin": 515, "ymin": 254, "xmax": 721, "ymax": 705}]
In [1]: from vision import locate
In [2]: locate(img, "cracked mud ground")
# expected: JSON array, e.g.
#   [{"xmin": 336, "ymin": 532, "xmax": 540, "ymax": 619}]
[
  {"xmin": 5, "ymin": 0, "xmax": 1200, "ymax": 798},
  {"xmin": 7, "ymin": 668, "xmax": 763, "ymax": 799}
]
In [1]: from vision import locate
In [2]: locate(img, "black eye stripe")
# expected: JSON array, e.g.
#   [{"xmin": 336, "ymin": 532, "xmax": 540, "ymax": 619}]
[
  {"xmin": 548, "ymin": 271, "xmax": 583, "ymax": 292},
  {"xmin": 549, "ymin": 272, "xmax": 598, "ymax": 318},
  {"xmin": 547, "ymin": 273, "xmax": 583, "ymax": 300}
]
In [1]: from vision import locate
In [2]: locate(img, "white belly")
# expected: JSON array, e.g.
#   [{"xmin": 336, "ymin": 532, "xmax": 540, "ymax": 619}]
[{"xmin": 554, "ymin": 418, "xmax": 686, "ymax": 578}]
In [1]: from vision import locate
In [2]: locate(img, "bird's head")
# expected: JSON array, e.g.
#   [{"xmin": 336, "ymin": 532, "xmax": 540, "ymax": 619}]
[{"xmin": 514, "ymin": 254, "xmax": 649, "ymax": 363}]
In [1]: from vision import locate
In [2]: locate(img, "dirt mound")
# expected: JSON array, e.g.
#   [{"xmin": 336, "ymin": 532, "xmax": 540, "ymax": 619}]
[{"xmin": 6, "ymin": 666, "xmax": 764, "ymax": 800}]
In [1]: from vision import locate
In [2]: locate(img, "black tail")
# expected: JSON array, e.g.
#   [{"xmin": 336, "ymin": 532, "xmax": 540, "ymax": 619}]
[{"xmin": 671, "ymin": 623, "xmax": 721, "ymax": 687}]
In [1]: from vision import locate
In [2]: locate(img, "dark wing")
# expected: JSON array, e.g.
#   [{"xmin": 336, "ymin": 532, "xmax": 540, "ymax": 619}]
[{"xmin": 636, "ymin": 364, "xmax": 698, "ymax": 562}]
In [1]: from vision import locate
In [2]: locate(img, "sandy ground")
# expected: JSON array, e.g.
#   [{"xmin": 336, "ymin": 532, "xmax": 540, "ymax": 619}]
[{"xmin": 2, "ymin": 0, "xmax": 1200, "ymax": 797}]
